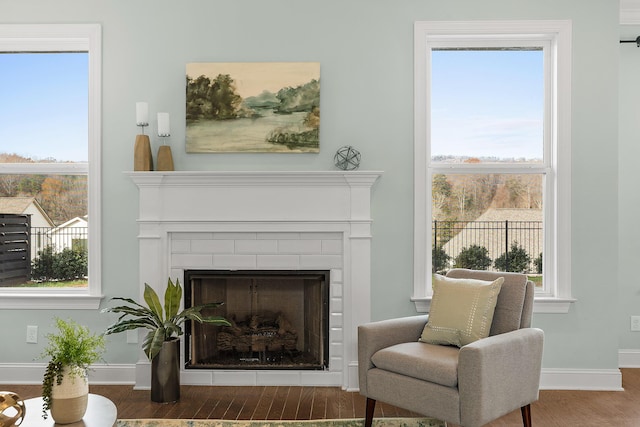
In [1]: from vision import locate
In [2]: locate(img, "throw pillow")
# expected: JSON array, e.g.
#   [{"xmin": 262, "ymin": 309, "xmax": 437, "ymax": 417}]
[{"xmin": 420, "ymin": 274, "xmax": 504, "ymax": 347}]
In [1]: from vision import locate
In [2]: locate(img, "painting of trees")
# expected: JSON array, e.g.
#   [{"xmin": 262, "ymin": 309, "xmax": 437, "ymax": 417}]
[{"xmin": 185, "ymin": 62, "xmax": 320, "ymax": 153}]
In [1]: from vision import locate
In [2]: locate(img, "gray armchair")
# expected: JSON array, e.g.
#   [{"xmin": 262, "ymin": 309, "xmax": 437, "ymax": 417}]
[{"xmin": 358, "ymin": 269, "xmax": 544, "ymax": 427}]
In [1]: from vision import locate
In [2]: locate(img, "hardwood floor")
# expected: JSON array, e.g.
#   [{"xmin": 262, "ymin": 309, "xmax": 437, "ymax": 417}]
[{"xmin": 5, "ymin": 368, "xmax": 640, "ymax": 425}]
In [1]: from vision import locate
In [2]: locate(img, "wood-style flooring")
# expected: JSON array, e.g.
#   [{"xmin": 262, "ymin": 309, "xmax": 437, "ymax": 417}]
[{"xmin": 5, "ymin": 368, "xmax": 640, "ymax": 426}]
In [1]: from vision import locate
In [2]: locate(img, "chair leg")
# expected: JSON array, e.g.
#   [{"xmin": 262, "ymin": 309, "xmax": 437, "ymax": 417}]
[
  {"xmin": 521, "ymin": 404, "xmax": 532, "ymax": 427},
  {"xmin": 365, "ymin": 397, "xmax": 376, "ymax": 427}
]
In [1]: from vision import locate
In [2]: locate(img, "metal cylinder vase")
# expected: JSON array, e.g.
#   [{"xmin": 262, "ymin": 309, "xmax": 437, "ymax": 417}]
[{"xmin": 151, "ymin": 338, "xmax": 180, "ymax": 403}]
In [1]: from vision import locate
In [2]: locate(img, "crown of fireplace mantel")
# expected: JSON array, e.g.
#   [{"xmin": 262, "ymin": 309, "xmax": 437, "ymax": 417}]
[
  {"xmin": 125, "ymin": 170, "xmax": 382, "ymax": 185},
  {"xmin": 126, "ymin": 170, "xmax": 382, "ymax": 391}
]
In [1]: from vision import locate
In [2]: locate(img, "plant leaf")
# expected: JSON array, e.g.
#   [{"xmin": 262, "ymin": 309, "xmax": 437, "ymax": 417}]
[
  {"xmin": 143, "ymin": 283, "xmax": 164, "ymax": 321},
  {"xmin": 104, "ymin": 318, "xmax": 156, "ymax": 335},
  {"xmin": 164, "ymin": 278, "xmax": 182, "ymax": 320},
  {"xmin": 143, "ymin": 328, "xmax": 167, "ymax": 360}
]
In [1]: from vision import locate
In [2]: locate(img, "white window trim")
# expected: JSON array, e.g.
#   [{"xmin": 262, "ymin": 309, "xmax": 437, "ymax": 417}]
[
  {"xmin": 0, "ymin": 24, "xmax": 102, "ymax": 309},
  {"xmin": 412, "ymin": 20, "xmax": 574, "ymax": 314}
]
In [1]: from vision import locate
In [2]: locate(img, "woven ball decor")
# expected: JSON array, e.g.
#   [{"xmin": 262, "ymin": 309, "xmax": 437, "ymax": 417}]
[
  {"xmin": 0, "ymin": 391, "xmax": 25, "ymax": 427},
  {"xmin": 334, "ymin": 146, "xmax": 361, "ymax": 170}
]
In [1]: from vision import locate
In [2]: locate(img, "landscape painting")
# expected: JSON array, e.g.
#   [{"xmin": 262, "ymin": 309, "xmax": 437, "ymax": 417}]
[{"xmin": 186, "ymin": 62, "xmax": 320, "ymax": 153}]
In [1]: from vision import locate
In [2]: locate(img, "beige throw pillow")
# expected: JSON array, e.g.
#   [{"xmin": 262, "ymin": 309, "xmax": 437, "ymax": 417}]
[{"xmin": 420, "ymin": 274, "xmax": 504, "ymax": 347}]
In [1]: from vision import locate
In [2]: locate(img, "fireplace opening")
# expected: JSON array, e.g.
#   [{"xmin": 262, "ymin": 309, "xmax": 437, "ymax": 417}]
[{"xmin": 184, "ymin": 270, "xmax": 330, "ymax": 370}]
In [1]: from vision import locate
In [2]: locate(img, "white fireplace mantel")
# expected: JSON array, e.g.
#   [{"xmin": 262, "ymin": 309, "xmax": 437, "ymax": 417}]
[{"xmin": 127, "ymin": 170, "xmax": 381, "ymax": 391}]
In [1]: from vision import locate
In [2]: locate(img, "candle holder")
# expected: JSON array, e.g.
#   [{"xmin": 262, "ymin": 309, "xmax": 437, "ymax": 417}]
[
  {"xmin": 133, "ymin": 122, "xmax": 153, "ymax": 171},
  {"xmin": 156, "ymin": 135, "xmax": 174, "ymax": 171}
]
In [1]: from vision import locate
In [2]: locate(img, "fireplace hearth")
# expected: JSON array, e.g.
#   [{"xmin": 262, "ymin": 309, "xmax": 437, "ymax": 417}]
[{"xmin": 185, "ymin": 270, "xmax": 329, "ymax": 370}]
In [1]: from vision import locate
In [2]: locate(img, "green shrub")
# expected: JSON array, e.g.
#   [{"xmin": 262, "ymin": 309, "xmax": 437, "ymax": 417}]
[
  {"xmin": 32, "ymin": 246, "xmax": 87, "ymax": 281},
  {"xmin": 494, "ymin": 242, "xmax": 532, "ymax": 273},
  {"xmin": 534, "ymin": 252, "xmax": 542, "ymax": 274},
  {"xmin": 454, "ymin": 244, "xmax": 492, "ymax": 270},
  {"xmin": 432, "ymin": 245, "xmax": 451, "ymax": 274}
]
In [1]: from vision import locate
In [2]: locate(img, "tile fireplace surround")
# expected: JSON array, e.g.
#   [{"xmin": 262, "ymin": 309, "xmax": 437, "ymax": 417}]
[{"xmin": 127, "ymin": 171, "xmax": 381, "ymax": 391}]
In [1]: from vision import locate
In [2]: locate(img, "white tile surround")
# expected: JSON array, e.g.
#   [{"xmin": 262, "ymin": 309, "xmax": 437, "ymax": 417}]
[{"xmin": 127, "ymin": 171, "xmax": 381, "ymax": 391}]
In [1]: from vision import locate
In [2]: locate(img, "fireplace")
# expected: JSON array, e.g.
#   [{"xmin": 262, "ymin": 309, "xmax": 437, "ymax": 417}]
[
  {"xmin": 185, "ymin": 270, "xmax": 329, "ymax": 370},
  {"xmin": 127, "ymin": 171, "xmax": 380, "ymax": 391}
]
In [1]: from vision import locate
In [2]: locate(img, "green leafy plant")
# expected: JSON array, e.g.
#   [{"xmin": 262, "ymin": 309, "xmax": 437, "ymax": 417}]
[
  {"xmin": 32, "ymin": 246, "xmax": 88, "ymax": 281},
  {"xmin": 432, "ymin": 244, "xmax": 451, "ymax": 274},
  {"xmin": 494, "ymin": 242, "xmax": 532, "ymax": 273},
  {"xmin": 102, "ymin": 278, "xmax": 231, "ymax": 360},
  {"xmin": 454, "ymin": 244, "xmax": 492, "ymax": 270},
  {"xmin": 39, "ymin": 318, "xmax": 106, "ymax": 419}
]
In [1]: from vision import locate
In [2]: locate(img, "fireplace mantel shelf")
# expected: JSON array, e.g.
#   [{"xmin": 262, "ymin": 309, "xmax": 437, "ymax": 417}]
[{"xmin": 125, "ymin": 170, "xmax": 382, "ymax": 187}]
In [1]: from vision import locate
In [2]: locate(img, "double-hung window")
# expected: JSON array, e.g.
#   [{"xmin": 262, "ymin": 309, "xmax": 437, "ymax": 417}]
[
  {"xmin": 413, "ymin": 21, "xmax": 573, "ymax": 313},
  {"xmin": 0, "ymin": 24, "xmax": 102, "ymax": 309}
]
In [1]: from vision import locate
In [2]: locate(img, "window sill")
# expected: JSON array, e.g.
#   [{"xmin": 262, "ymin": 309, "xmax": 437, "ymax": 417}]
[
  {"xmin": 411, "ymin": 296, "xmax": 575, "ymax": 314},
  {"xmin": 0, "ymin": 292, "xmax": 104, "ymax": 310}
]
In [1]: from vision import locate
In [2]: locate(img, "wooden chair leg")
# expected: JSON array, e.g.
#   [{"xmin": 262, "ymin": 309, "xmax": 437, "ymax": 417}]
[
  {"xmin": 365, "ymin": 397, "xmax": 376, "ymax": 427},
  {"xmin": 521, "ymin": 404, "xmax": 532, "ymax": 427}
]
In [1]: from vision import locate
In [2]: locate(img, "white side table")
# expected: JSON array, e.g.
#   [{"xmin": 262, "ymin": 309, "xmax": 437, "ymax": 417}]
[{"xmin": 22, "ymin": 393, "xmax": 117, "ymax": 427}]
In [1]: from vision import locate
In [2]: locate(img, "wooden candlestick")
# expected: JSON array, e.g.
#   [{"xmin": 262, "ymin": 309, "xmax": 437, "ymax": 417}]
[
  {"xmin": 134, "ymin": 134, "xmax": 153, "ymax": 171},
  {"xmin": 157, "ymin": 145, "xmax": 174, "ymax": 171}
]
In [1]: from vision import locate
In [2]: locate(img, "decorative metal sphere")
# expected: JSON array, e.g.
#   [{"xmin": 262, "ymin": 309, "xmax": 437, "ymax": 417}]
[
  {"xmin": 334, "ymin": 146, "xmax": 361, "ymax": 170},
  {"xmin": 0, "ymin": 391, "xmax": 25, "ymax": 427}
]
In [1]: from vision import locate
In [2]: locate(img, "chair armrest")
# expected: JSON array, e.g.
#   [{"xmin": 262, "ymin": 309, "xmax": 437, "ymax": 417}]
[
  {"xmin": 357, "ymin": 315, "xmax": 428, "ymax": 395},
  {"xmin": 458, "ymin": 328, "xmax": 544, "ymax": 427}
]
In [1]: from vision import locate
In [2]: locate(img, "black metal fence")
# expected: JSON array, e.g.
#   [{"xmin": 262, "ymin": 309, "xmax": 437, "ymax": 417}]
[
  {"xmin": 433, "ymin": 220, "xmax": 543, "ymax": 273},
  {"xmin": 31, "ymin": 226, "xmax": 88, "ymax": 257}
]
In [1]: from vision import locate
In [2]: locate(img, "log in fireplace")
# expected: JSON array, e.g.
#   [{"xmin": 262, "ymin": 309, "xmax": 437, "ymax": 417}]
[{"xmin": 184, "ymin": 270, "xmax": 329, "ymax": 370}]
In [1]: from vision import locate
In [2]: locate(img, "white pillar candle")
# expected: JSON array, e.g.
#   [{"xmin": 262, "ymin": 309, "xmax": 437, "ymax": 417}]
[
  {"xmin": 136, "ymin": 102, "xmax": 149, "ymax": 126},
  {"xmin": 157, "ymin": 112, "xmax": 170, "ymax": 137}
]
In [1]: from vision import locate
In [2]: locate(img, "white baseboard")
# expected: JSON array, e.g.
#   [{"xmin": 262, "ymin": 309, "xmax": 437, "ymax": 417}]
[
  {"xmin": 0, "ymin": 363, "xmax": 136, "ymax": 385},
  {"xmin": 0, "ymin": 363, "xmax": 624, "ymax": 391},
  {"xmin": 539, "ymin": 368, "xmax": 622, "ymax": 391},
  {"xmin": 619, "ymin": 349, "xmax": 640, "ymax": 368}
]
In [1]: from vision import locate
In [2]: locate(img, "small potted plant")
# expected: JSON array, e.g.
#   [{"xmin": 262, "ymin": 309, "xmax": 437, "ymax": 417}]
[
  {"xmin": 102, "ymin": 277, "xmax": 230, "ymax": 402},
  {"xmin": 40, "ymin": 317, "xmax": 106, "ymax": 423}
]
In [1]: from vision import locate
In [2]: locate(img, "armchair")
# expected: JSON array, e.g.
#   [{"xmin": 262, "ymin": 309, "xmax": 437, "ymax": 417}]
[{"xmin": 358, "ymin": 269, "xmax": 543, "ymax": 427}]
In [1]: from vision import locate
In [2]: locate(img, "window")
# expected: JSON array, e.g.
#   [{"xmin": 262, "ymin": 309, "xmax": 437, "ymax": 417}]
[
  {"xmin": 0, "ymin": 24, "xmax": 102, "ymax": 309},
  {"xmin": 413, "ymin": 21, "xmax": 573, "ymax": 313}
]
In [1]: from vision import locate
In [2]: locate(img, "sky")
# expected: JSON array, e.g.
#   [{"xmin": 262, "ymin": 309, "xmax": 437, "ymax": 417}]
[
  {"xmin": 0, "ymin": 52, "xmax": 88, "ymax": 162},
  {"xmin": 430, "ymin": 49, "xmax": 544, "ymax": 161}
]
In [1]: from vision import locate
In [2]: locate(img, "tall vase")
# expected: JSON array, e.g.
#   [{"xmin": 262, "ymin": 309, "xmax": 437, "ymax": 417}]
[
  {"xmin": 156, "ymin": 145, "xmax": 174, "ymax": 171},
  {"xmin": 50, "ymin": 365, "xmax": 89, "ymax": 424},
  {"xmin": 151, "ymin": 338, "xmax": 180, "ymax": 403},
  {"xmin": 134, "ymin": 134, "xmax": 153, "ymax": 171}
]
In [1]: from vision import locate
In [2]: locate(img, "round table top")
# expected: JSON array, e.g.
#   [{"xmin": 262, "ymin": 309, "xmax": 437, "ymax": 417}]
[{"xmin": 22, "ymin": 393, "xmax": 117, "ymax": 427}]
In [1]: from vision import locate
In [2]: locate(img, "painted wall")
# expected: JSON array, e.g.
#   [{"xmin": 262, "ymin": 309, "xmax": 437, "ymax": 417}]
[
  {"xmin": 619, "ymin": 24, "xmax": 640, "ymax": 352},
  {"xmin": 0, "ymin": 0, "xmax": 623, "ymax": 375}
]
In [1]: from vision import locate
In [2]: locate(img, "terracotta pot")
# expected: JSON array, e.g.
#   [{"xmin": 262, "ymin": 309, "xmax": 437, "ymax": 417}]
[
  {"xmin": 151, "ymin": 338, "xmax": 180, "ymax": 403},
  {"xmin": 50, "ymin": 365, "xmax": 88, "ymax": 424}
]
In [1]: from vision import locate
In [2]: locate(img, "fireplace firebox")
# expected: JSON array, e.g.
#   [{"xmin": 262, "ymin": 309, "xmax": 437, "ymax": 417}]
[{"xmin": 184, "ymin": 270, "xmax": 329, "ymax": 370}]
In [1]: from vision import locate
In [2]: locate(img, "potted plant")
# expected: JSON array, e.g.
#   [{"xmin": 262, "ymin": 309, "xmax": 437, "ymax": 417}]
[
  {"xmin": 39, "ymin": 317, "xmax": 106, "ymax": 423},
  {"xmin": 102, "ymin": 277, "xmax": 230, "ymax": 402}
]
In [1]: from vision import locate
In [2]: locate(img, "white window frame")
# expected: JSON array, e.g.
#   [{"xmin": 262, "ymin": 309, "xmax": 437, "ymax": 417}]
[
  {"xmin": 412, "ymin": 20, "xmax": 574, "ymax": 314},
  {"xmin": 0, "ymin": 24, "xmax": 102, "ymax": 309}
]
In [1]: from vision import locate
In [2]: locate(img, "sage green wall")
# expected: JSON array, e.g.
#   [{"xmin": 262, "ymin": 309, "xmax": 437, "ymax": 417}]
[
  {"xmin": 0, "ymin": 0, "xmax": 622, "ymax": 372},
  {"xmin": 618, "ymin": 24, "xmax": 640, "ymax": 351}
]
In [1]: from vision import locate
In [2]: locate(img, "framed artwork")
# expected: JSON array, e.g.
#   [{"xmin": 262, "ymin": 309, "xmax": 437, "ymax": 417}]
[{"xmin": 186, "ymin": 62, "xmax": 320, "ymax": 153}]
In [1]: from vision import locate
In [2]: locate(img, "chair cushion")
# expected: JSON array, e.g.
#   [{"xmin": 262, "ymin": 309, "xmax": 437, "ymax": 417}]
[
  {"xmin": 420, "ymin": 274, "xmax": 503, "ymax": 347},
  {"xmin": 371, "ymin": 341, "xmax": 460, "ymax": 387}
]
